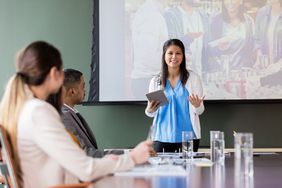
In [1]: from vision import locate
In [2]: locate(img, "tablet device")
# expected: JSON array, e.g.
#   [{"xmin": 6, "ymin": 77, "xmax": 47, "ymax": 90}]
[{"xmin": 146, "ymin": 90, "xmax": 169, "ymax": 106}]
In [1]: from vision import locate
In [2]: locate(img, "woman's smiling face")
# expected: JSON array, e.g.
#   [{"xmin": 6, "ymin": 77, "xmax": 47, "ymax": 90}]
[{"xmin": 165, "ymin": 45, "xmax": 184, "ymax": 69}]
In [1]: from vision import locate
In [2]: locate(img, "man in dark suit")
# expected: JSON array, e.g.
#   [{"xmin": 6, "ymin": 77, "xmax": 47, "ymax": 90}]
[{"xmin": 61, "ymin": 69, "xmax": 123, "ymax": 157}]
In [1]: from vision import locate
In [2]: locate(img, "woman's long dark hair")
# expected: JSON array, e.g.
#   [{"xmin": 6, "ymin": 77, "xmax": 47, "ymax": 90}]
[{"xmin": 161, "ymin": 39, "xmax": 189, "ymax": 87}]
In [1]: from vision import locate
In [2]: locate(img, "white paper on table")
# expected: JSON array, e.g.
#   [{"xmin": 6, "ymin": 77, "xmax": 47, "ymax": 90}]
[
  {"xmin": 156, "ymin": 152, "xmax": 209, "ymax": 158},
  {"xmin": 114, "ymin": 165, "xmax": 187, "ymax": 177},
  {"xmin": 193, "ymin": 158, "xmax": 213, "ymax": 167}
]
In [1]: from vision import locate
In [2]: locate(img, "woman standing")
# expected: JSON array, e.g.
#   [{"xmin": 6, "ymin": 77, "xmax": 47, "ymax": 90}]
[
  {"xmin": 0, "ymin": 41, "xmax": 152, "ymax": 188},
  {"xmin": 145, "ymin": 39, "xmax": 205, "ymax": 153}
]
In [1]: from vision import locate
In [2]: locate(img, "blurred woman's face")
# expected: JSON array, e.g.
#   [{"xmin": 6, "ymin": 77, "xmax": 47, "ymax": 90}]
[
  {"xmin": 50, "ymin": 67, "xmax": 64, "ymax": 94},
  {"xmin": 224, "ymin": 0, "xmax": 242, "ymax": 15}
]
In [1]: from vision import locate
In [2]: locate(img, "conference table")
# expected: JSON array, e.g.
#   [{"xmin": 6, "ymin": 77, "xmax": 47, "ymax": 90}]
[{"xmin": 88, "ymin": 152, "xmax": 282, "ymax": 188}]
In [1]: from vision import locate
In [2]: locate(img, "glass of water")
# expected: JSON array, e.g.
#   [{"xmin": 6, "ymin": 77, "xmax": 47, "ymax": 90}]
[
  {"xmin": 210, "ymin": 131, "xmax": 225, "ymax": 163},
  {"xmin": 182, "ymin": 131, "xmax": 194, "ymax": 160},
  {"xmin": 234, "ymin": 133, "xmax": 254, "ymax": 176}
]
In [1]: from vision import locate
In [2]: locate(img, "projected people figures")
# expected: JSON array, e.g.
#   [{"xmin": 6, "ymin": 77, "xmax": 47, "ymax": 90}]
[
  {"xmin": 145, "ymin": 39, "xmax": 205, "ymax": 153},
  {"xmin": 253, "ymin": 0, "xmax": 282, "ymax": 88},
  {"xmin": 131, "ymin": 0, "xmax": 169, "ymax": 100},
  {"xmin": 208, "ymin": 0, "xmax": 255, "ymax": 71},
  {"xmin": 254, "ymin": 0, "xmax": 282, "ymax": 67},
  {"xmin": 206, "ymin": 0, "xmax": 255, "ymax": 99},
  {"xmin": 164, "ymin": 0, "xmax": 209, "ymax": 77},
  {"xmin": 93, "ymin": 0, "xmax": 282, "ymax": 102},
  {"xmin": 254, "ymin": 0, "xmax": 282, "ymax": 88}
]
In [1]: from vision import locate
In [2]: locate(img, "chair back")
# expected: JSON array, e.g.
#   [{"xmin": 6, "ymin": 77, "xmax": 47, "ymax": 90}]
[{"xmin": 0, "ymin": 124, "xmax": 19, "ymax": 188}]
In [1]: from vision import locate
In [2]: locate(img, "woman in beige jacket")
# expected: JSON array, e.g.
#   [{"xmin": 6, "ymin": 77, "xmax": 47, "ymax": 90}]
[{"xmin": 0, "ymin": 41, "xmax": 152, "ymax": 188}]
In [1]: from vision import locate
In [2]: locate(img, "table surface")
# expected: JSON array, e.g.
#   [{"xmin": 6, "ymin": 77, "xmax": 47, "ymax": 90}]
[{"xmin": 88, "ymin": 153, "xmax": 282, "ymax": 188}]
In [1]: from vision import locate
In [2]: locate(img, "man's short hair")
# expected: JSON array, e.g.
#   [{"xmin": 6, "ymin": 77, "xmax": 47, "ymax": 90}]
[{"xmin": 63, "ymin": 69, "xmax": 83, "ymax": 90}]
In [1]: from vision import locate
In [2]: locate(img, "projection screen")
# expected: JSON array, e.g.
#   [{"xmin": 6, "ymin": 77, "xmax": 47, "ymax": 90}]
[{"xmin": 88, "ymin": 0, "xmax": 282, "ymax": 102}]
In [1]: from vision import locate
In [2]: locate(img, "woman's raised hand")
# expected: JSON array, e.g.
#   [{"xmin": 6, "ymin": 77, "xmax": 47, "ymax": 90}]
[{"xmin": 189, "ymin": 94, "xmax": 205, "ymax": 108}]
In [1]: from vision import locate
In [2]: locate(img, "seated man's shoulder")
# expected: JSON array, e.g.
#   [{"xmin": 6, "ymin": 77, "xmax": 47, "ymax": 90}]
[
  {"xmin": 61, "ymin": 106, "xmax": 75, "ymax": 123},
  {"xmin": 61, "ymin": 105, "xmax": 74, "ymax": 116}
]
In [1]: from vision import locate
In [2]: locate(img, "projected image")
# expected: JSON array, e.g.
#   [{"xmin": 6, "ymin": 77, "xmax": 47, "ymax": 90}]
[{"xmin": 123, "ymin": 0, "xmax": 282, "ymax": 100}]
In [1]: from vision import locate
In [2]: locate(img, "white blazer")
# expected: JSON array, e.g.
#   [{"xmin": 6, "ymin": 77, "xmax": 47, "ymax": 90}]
[
  {"xmin": 18, "ymin": 98, "xmax": 134, "ymax": 188},
  {"xmin": 145, "ymin": 70, "xmax": 205, "ymax": 139}
]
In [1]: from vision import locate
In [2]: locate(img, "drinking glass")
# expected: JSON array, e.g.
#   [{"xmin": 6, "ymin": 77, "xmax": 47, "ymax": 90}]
[
  {"xmin": 182, "ymin": 131, "xmax": 194, "ymax": 160},
  {"xmin": 210, "ymin": 131, "xmax": 225, "ymax": 163},
  {"xmin": 234, "ymin": 133, "xmax": 254, "ymax": 176}
]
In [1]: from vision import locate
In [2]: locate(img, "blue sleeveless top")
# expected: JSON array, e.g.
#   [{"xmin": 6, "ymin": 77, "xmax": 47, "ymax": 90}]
[{"xmin": 153, "ymin": 79, "xmax": 194, "ymax": 143}]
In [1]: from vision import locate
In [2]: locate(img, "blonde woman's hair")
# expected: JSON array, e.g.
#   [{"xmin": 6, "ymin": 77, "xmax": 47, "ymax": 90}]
[
  {"xmin": 0, "ymin": 74, "xmax": 33, "ymax": 185},
  {"xmin": 0, "ymin": 41, "xmax": 62, "ymax": 186}
]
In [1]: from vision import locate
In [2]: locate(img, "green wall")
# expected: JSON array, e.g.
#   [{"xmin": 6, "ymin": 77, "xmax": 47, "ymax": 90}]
[
  {"xmin": 77, "ymin": 102, "xmax": 282, "ymax": 149},
  {"xmin": 0, "ymin": 0, "xmax": 92, "ymax": 93},
  {"xmin": 1, "ymin": 0, "xmax": 282, "ymax": 150}
]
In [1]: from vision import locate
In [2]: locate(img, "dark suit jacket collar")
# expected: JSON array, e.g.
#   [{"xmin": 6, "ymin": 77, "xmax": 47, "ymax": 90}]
[
  {"xmin": 62, "ymin": 104, "xmax": 98, "ymax": 148},
  {"xmin": 63, "ymin": 104, "xmax": 78, "ymax": 113},
  {"xmin": 62, "ymin": 105, "xmax": 85, "ymax": 132}
]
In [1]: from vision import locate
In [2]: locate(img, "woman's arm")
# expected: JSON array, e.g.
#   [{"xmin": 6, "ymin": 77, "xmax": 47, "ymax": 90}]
[
  {"xmin": 187, "ymin": 71, "xmax": 205, "ymax": 115},
  {"xmin": 145, "ymin": 77, "xmax": 160, "ymax": 117},
  {"xmin": 31, "ymin": 103, "xmax": 136, "ymax": 182}
]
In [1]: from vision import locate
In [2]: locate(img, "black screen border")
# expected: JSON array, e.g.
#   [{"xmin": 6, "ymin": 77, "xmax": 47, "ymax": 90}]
[{"xmin": 86, "ymin": 0, "xmax": 282, "ymax": 105}]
